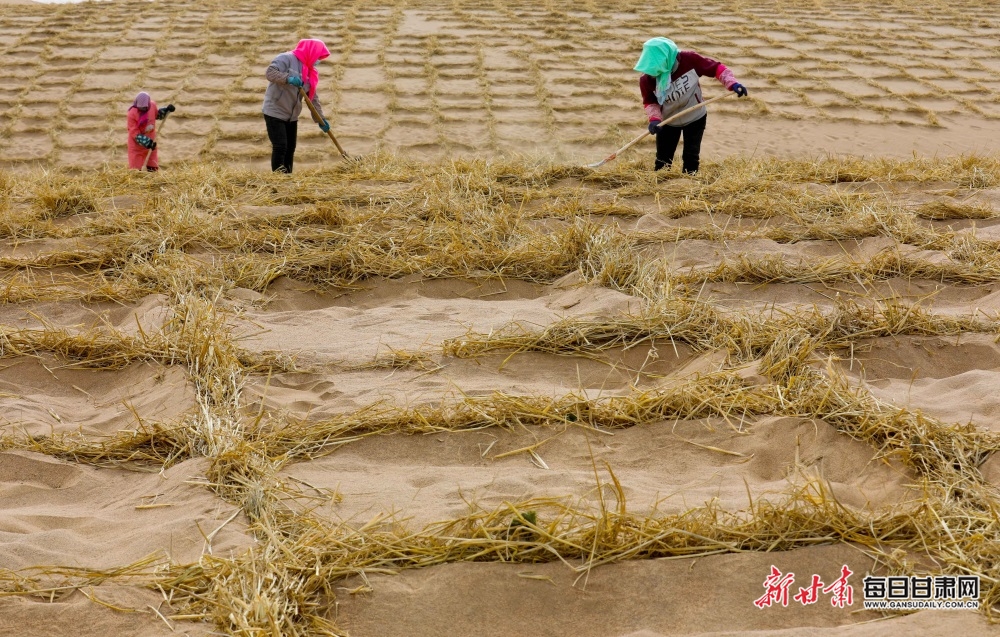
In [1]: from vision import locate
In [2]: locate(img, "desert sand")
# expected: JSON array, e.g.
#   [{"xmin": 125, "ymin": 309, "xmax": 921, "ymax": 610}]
[
  {"xmin": 1, "ymin": 0, "xmax": 1000, "ymax": 168},
  {"xmin": 1, "ymin": 1, "xmax": 1000, "ymax": 636}
]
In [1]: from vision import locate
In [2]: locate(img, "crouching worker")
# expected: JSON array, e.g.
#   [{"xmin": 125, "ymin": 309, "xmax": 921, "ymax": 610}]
[
  {"xmin": 127, "ymin": 92, "xmax": 174, "ymax": 171},
  {"xmin": 634, "ymin": 37, "xmax": 747, "ymax": 174},
  {"xmin": 262, "ymin": 38, "xmax": 332, "ymax": 173}
]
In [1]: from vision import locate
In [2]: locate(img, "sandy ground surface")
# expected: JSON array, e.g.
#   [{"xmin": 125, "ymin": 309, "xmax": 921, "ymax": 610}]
[
  {"xmin": 0, "ymin": 1, "xmax": 999, "ymax": 168},
  {"xmin": 332, "ymin": 546, "xmax": 991, "ymax": 637},
  {"xmin": 1, "ymin": 163, "xmax": 994, "ymax": 634},
  {"xmin": 2, "ymin": 1, "xmax": 1000, "ymax": 636}
]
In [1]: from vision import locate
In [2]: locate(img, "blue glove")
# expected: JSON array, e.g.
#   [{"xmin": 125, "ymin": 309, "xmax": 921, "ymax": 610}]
[
  {"xmin": 135, "ymin": 134, "xmax": 156, "ymax": 150},
  {"xmin": 731, "ymin": 83, "xmax": 748, "ymax": 98},
  {"xmin": 287, "ymin": 76, "xmax": 304, "ymax": 88},
  {"xmin": 647, "ymin": 120, "xmax": 661, "ymax": 135},
  {"xmin": 319, "ymin": 119, "xmax": 330, "ymax": 133}
]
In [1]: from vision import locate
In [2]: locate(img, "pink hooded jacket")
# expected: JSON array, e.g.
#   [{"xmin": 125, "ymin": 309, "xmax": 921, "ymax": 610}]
[
  {"xmin": 126, "ymin": 92, "xmax": 157, "ymax": 169},
  {"xmin": 292, "ymin": 39, "xmax": 329, "ymax": 100}
]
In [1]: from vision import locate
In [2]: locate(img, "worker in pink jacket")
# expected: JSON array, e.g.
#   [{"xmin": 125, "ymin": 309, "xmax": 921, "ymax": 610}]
[
  {"xmin": 635, "ymin": 37, "xmax": 747, "ymax": 174},
  {"xmin": 126, "ymin": 92, "xmax": 173, "ymax": 171}
]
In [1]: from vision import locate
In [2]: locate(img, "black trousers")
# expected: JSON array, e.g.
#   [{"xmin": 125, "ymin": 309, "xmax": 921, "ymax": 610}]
[
  {"xmin": 655, "ymin": 114, "xmax": 707, "ymax": 174},
  {"xmin": 264, "ymin": 114, "xmax": 298, "ymax": 173}
]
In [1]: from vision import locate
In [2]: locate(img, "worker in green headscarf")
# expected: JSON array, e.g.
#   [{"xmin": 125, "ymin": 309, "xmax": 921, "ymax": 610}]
[{"xmin": 635, "ymin": 37, "xmax": 747, "ymax": 173}]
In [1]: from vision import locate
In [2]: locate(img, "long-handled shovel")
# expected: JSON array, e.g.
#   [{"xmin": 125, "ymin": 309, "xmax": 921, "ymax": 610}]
[
  {"xmin": 141, "ymin": 106, "xmax": 173, "ymax": 171},
  {"xmin": 586, "ymin": 92, "xmax": 734, "ymax": 169},
  {"xmin": 298, "ymin": 86, "xmax": 350, "ymax": 160}
]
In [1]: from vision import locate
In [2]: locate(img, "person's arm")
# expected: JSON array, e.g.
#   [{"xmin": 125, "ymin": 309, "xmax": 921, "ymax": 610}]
[
  {"xmin": 266, "ymin": 54, "xmax": 301, "ymax": 87},
  {"xmin": 639, "ymin": 74, "xmax": 660, "ymax": 122},
  {"xmin": 129, "ymin": 110, "xmax": 155, "ymax": 149},
  {"xmin": 308, "ymin": 91, "xmax": 330, "ymax": 131},
  {"xmin": 127, "ymin": 110, "xmax": 140, "ymax": 138},
  {"xmin": 639, "ymin": 74, "xmax": 663, "ymax": 134},
  {"xmin": 148, "ymin": 100, "xmax": 157, "ymax": 135},
  {"xmin": 682, "ymin": 50, "xmax": 742, "ymax": 92},
  {"xmin": 309, "ymin": 92, "xmax": 325, "ymax": 120}
]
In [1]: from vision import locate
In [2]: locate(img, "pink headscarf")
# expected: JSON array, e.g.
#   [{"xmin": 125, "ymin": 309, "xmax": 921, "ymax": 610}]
[
  {"xmin": 130, "ymin": 92, "xmax": 153, "ymax": 132},
  {"xmin": 291, "ymin": 39, "xmax": 330, "ymax": 100}
]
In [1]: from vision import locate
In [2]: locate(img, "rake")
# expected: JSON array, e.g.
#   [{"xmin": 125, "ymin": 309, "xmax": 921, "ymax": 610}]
[
  {"xmin": 586, "ymin": 92, "xmax": 735, "ymax": 169},
  {"xmin": 141, "ymin": 106, "xmax": 173, "ymax": 171},
  {"xmin": 298, "ymin": 86, "xmax": 350, "ymax": 160}
]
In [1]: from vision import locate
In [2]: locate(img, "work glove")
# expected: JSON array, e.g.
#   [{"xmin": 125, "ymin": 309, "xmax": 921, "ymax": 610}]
[
  {"xmin": 156, "ymin": 104, "xmax": 176, "ymax": 119},
  {"xmin": 135, "ymin": 134, "xmax": 156, "ymax": 150},
  {"xmin": 647, "ymin": 120, "xmax": 661, "ymax": 135},
  {"xmin": 287, "ymin": 76, "xmax": 304, "ymax": 88},
  {"xmin": 319, "ymin": 119, "xmax": 330, "ymax": 133},
  {"xmin": 731, "ymin": 83, "xmax": 748, "ymax": 98}
]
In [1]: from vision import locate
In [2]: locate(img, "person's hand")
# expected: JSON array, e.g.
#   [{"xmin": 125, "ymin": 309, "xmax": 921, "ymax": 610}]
[
  {"xmin": 156, "ymin": 107, "xmax": 169, "ymax": 120},
  {"xmin": 135, "ymin": 134, "xmax": 156, "ymax": 150},
  {"xmin": 287, "ymin": 76, "xmax": 304, "ymax": 88},
  {"xmin": 647, "ymin": 120, "xmax": 661, "ymax": 135},
  {"xmin": 731, "ymin": 83, "xmax": 748, "ymax": 97},
  {"xmin": 319, "ymin": 119, "xmax": 330, "ymax": 133}
]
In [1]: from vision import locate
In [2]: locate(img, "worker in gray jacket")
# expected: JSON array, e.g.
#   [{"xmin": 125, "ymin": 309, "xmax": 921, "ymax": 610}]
[{"xmin": 262, "ymin": 39, "xmax": 331, "ymax": 173}]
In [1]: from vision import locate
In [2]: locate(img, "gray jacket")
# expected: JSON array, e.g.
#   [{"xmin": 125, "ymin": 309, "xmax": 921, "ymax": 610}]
[{"xmin": 262, "ymin": 52, "xmax": 325, "ymax": 122}]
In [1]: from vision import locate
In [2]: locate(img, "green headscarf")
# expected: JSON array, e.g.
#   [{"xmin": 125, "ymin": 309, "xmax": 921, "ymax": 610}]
[{"xmin": 633, "ymin": 37, "xmax": 679, "ymax": 105}]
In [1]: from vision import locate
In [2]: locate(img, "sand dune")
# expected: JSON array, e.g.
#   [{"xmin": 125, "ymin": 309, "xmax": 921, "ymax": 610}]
[
  {"xmin": 1, "ymin": 1, "xmax": 999, "ymax": 635},
  {"xmin": 0, "ymin": 452, "xmax": 251, "ymax": 571},
  {"xmin": 0, "ymin": 295, "xmax": 173, "ymax": 335},
  {"xmin": 839, "ymin": 334, "xmax": 1000, "ymax": 430},
  {"xmin": 279, "ymin": 414, "xmax": 915, "ymax": 531},
  {"xmin": 5, "ymin": 154, "xmax": 999, "ymax": 633},
  {"xmin": 333, "ymin": 544, "xmax": 968, "ymax": 637},
  {"xmin": 244, "ymin": 343, "xmax": 704, "ymax": 418},
  {"xmin": 237, "ymin": 276, "xmax": 641, "ymax": 368},
  {"xmin": 4, "ymin": 155, "xmax": 999, "ymax": 634},
  {"xmin": 2, "ymin": 0, "xmax": 1000, "ymax": 166},
  {"xmin": 0, "ymin": 585, "xmax": 214, "ymax": 637},
  {"xmin": 0, "ymin": 355, "xmax": 195, "ymax": 436}
]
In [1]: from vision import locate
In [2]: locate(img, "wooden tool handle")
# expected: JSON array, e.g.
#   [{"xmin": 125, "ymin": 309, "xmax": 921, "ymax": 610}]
[
  {"xmin": 587, "ymin": 92, "xmax": 736, "ymax": 168},
  {"xmin": 298, "ymin": 86, "xmax": 349, "ymax": 159},
  {"xmin": 621, "ymin": 93, "xmax": 734, "ymax": 157},
  {"xmin": 141, "ymin": 112, "xmax": 168, "ymax": 171}
]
